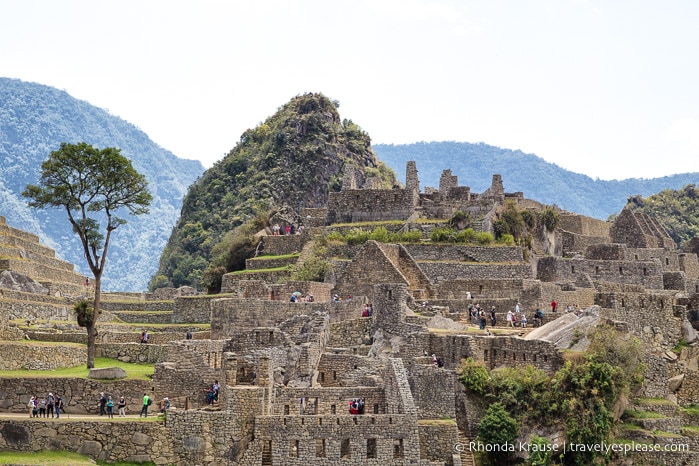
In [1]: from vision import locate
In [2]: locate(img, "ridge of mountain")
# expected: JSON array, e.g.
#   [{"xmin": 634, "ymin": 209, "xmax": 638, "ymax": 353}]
[
  {"xmin": 0, "ymin": 77, "xmax": 204, "ymax": 291},
  {"xmin": 373, "ymin": 141, "xmax": 699, "ymax": 220}
]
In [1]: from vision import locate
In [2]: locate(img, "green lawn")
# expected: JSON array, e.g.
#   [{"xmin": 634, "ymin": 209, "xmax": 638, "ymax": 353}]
[
  {"xmin": 0, "ymin": 358, "xmax": 154, "ymax": 380},
  {"xmin": 0, "ymin": 451, "xmax": 95, "ymax": 465}
]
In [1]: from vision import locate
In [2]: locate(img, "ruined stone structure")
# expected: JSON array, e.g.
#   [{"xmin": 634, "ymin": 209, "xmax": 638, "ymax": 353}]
[{"xmin": 3, "ymin": 164, "xmax": 699, "ymax": 465}]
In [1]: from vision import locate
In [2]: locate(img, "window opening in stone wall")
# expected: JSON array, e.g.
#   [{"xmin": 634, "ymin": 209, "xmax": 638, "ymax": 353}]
[
  {"xmin": 316, "ymin": 439, "xmax": 326, "ymax": 458},
  {"xmin": 393, "ymin": 439, "xmax": 404, "ymax": 458},
  {"xmin": 354, "ymin": 365, "xmax": 358, "ymax": 369},
  {"xmin": 621, "ymin": 298, "xmax": 625, "ymax": 307},
  {"xmin": 255, "ymin": 331, "xmax": 259, "ymax": 343},
  {"xmin": 595, "ymin": 266, "xmax": 599, "ymax": 275},
  {"xmin": 666, "ymin": 258, "xmax": 670, "ymax": 266},
  {"xmin": 289, "ymin": 440, "xmax": 299, "ymax": 458},
  {"xmin": 284, "ymin": 405, "xmax": 289, "ymax": 415},
  {"xmin": 320, "ymin": 372, "xmax": 325, "ymax": 383},
  {"xmin": 283, "ymin": 418, "xmax": 286, "ymax": 425},
  {"xmin": 269, "ymin": 331, "xmax": 274, "ymax": 343},
  {"xmin": 374, "ymin": 404, "xmax": 379, "ymax": 414},
  {"xmin": 301, "ymin": 418, "xmax": 305, "ymax": 425},
  {"xmin": 533, "ymin": 354, "xmax": 537, "ymax": 362},
  {"xmin": 331, "ymin": 405, "xmax": 336, "ymax": 414},
  {"xmin": 571, "ymin": 265, "xmax": 575, "ymax": 273},
  {"xmin": 314, "ymin": 398, "xmax": 319, "ymax": 414},
  {"xmin": 318, "ymin": 418, "xmax": 322, "ymax": 425},
  {"xmin": 492, "ymin": 349, "xmax": 497, "ymax": 359},
  {"xmin": 523, "ymin": 353, "xmax": 527, "ymax": 361},
  {"xmin": 367, "ymin": 438, "xmax": 377, "ymax": 458},
  {"xmin": 513, "ymin": 353, "xmax": 516, "ymax": 361},
  {"xmin": 388, "ymin": 289, "xmax": 393, "ymax": 299},
  {"xmin": 643, "ymin": 267, "xmax": 647, "ymax": 276},
  {"xmin": 543, "ymin": 355, "xmax": 548, "ymax": 362},
  {"xmin": 484, "ymin": 350, "xmax": 488, "ymax": 360},
  {"xmin": 333, "ymin": 371, "xmax": 337, "ymax": 381},
  {"xmin": 389, "ymin": 417, "xmax": 393, "ymax": 424},
  {"xmin": 635, "ymin": 254, "xmax": 638, "ymax": 260},
  {"xmin": 619, "ymin": 267, "xmax": 623, "ymax": 275},
  {"xmin": 353, "ymin": 417, "xmax": 357, "ymax": 425},
  {"xmin": 341, "ymin": 438, "xmax": 351, "ymax": 459},
  {"xmin": 479, "ymin": 285, "xmax": 484, "ymax": 294}
]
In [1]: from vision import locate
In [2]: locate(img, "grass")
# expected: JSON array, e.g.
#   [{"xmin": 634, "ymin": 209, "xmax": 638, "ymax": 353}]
[
  {"xmin": 417, "ymin": 418, "xmax": 456, "ymax": 426},
  {"xmin": 1, "ymin": 340, "xmax": 84, "ymax": 347},
  {"xmin": 678, "ymin": 405, "xmax": 699, "ymax": 416},
  {"xmin": 0, "ymin": 358, "xmax": 154, "ymax": 380},
  {"xmin": 681, "ymin": 426, "xmax": 699, "ymax": 434},
  {"xmin": 623, "ymin": 409, "xmax": 664, "ymax": 419},
  {"xmin": 637, "ymin": 397, "xmax": 675, "ymax": 405},
  {"xmin": 230, "ymin": 265, "xmax": 292, "ymax": 274},
  {"xmin": 0, "ymin": 450, "xmax": 96, "ymax": 465},
  {"xmin": 249, "ymin": 253, "xmax": 300, "ymax": 260}
]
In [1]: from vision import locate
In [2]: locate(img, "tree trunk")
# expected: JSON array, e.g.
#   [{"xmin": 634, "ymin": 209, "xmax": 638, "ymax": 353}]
[
  {"xmin": 86, "ymin": 323, "xmax": 97, "ymax": 369},
  {"xmin": 87, "ymin": 275, "xmax": 102, "ymax": 369}
]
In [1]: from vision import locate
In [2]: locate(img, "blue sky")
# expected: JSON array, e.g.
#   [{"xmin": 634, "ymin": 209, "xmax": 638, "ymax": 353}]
[{"xmin": 2, "ymin": 0, "xmax": 698, "ymax": 180}]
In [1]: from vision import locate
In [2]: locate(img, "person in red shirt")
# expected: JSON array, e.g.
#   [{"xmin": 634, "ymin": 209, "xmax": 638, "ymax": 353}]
[{"xmin": 551, "ymin": 300, "xmax": 557, "ymax": 312}]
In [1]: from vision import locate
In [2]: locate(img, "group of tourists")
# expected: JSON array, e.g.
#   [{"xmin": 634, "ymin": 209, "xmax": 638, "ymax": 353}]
[
  {"xmin": 272, "ymin": 223, "xmax": 302, "ymax": 236},
  {"xmin": 504, "ymin": 304, "xmax": 545, "ymax": 328},
  {"xmin": 349, "ymin": 398, "xmax": 365, "ymax": 415},
  {"xmin": 28, "ymin": 392, "xmax": 63, "ymax": 418},
  {"xmin": 140, "ymin": 329, "xmax": 150, "ymax": 343},
  {"xmin": 289, "ymin": 293, "xmax": 315, "ymax": 303},
  {"xmin": 206, "ymin": 380, "xmax": 221, "ymax": 406},
  {"xmin": 361, "ymin": 303, "xmax": 373, "ymax": 317},
  {"xmin": 99, "ymin": 392, "xmax": 127, "ymax": 418}
]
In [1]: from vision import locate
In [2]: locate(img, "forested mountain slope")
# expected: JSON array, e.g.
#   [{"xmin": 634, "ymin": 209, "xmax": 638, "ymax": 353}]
[
  {"xmin": 0, "ymin": 77, "xmax": 204, "ymax": 291},
  {"xmin": 373, "ymin": 142, "xmax": 699, "ymax": 220},
  {"xmin": 152, "ymin": 93, "xmax": 395, "ymax": 290}
]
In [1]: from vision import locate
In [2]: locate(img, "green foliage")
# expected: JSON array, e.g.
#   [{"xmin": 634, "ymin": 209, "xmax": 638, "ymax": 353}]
[
  {"xmin": 539, "ymin": 207, "xmax": 560, "ymax": 232},
  {"xmin": 345, "ymin": 228, "xmax": 370, "ymax": 245},
  {"xmin": 73, "ymin": 300, "xmax": 94, "ymax": 328},
  {"xmin": 521, "ymin": 209, "xmax": 536, "ymax": 229},
  {"xmin": 477, "ymin": 402, "xmax": 520, "ymax": 461},
  {"xmin": 448, "ymin": 210, "xmax": 471, "ymax": 229},
  {"xmin": 153, "ymin": 92, "xmax": 397, "ymax": 289},
  {"xmin": 627, "ymin": 185, "xmax": 699, "ymax": 247},
  {"xmin": 369, "ymin": 226, "xmax": 390, "ymax": 242},
  {"xmin": 291, "ymin": 256, "xmax": 331, "ymax": 282},
  {"xmin": 430, "ymin": 226, "xmax": 457, "ymax": 242},
  {"xmin": 497, "ymin": 233, "xmax": 515, "ymax": 246},
  {"xmin": 148, "ymin": 275, "xmax": 170, "ymax": 291},
  {"xmin": 456, "ymin": 228, "xmax": 476, "ymax": 243},
  {"xmin": 458, "ymin": 358, "xmax": 491, "ymax": 396},
  {"xmin": 527, "ymin": 436, "xmax": 554, "ymax": 466},
  {"xmin": 494, "ymin": 201, "xmax": 526, "ymax": 241},
  {"xmin": 475, "ymin": 231, "xmax": 494, "ymax": 244}
]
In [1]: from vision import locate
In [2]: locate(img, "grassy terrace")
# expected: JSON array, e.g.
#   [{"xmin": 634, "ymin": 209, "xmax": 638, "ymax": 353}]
[
  {"xmin": 230, "ymin": 265, "xmax": 291, "ymax": 274},
  {"xmin": 248, "ymin": 253, "xmax": 300, "ymax": 260},
  {"xmin": 0, "ymin": 358, "xmax": 154, "ymax": 380},
  {"xmin": 0, "ymin": 451, "xmax": 157, "ymax": 465}
]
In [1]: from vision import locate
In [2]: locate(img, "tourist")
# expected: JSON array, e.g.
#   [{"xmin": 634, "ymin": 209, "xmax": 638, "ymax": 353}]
[
  {"xmin": 38, "ymin": 396, "xmax": 47, "ymax": 417},
  {"xmin": 117, "ymin": 396, "xmax": 126, "ymax": 417},
  {"xmin": 490, "ymin": 306, "xmax": 497, "ymax": 327},
  {"xmin": 551, "ymin": 300, "xmax": 557, "ymax": 313},
  {"xmin": 512, "ymin": 313, "xmax": 518, "ymax": 327},
  {"xmin": 46, "ymin": 392, "xmax": 55, "ymax": 418},
  {"xmin": 160, "ymin": 397, "xmax": 171, "ymax": 413},
  {"xmin": 140, "ymin": 330, "xmax": 146, "ymax": 344},
  {"xmin": 28, "ymin": 396, "xmax": 36, "ymax": 418},
  {"xmin": 515, "ymin": 302, "xmax": 521, "ymax": 313},
  {"xmin": 273, "ymin": 223, "xmax": 280, "ymax": 236},
  {"xmin": 362, "ymin": 304, "xmax": 369, "ymax": 317},
  {"xmin": 521, "ymin": 314, "xmax": 528, "ymax": 328},
  {"xmin": 143, "ymin": 330, "xmax": 149, "ymax": 344},
  {"xmin": 213, "ymin": 380, "xmax": 220, "ymax": 400},
  {"xmin": 99, "ymin": 392, "xmax": 107, "ymax": 416},
  {"xmin": 206, "ymin": 386, "xmax": 216, "ymax": 405},
  {"xmin": 139, "ymin": 393, "xmax": 151, "ymax": 417},
  {"xmin": 55, "ymin": 394, "xmax": 63, "ymax": 418},
  {"xmin": 285, "ymin": 225, "xmax": 291, "ymax": 235},
  {"xmin": 186, "ymin": 329, "xmax": 193, "ymax": 340},
  {"xmin": 106, "ymin": 396, "xmax": 114, "ymax": 418},
  {"xmin": 479, "ymin": 307, "xmax": 487, "ymax": 330},
  {"xmin": 506, "ymin": 310, "xmax": 514, "ymax": 327}
]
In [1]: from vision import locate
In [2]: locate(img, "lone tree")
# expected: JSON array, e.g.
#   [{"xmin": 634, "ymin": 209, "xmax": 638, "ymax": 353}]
[{"xmin": 23, "ymin": 142, "xmax": 152, "ymax": 368}]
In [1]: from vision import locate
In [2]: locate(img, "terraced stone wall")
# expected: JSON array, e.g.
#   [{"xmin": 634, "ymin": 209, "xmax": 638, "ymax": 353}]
[{"xmin": 0, "ymin": 342, "xmax": 85, "ymax": 370}]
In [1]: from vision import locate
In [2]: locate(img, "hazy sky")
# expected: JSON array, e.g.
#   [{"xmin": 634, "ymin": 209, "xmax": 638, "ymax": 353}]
[{"xmin": 3, "ymin": 0, "xmax": 698, "ymax": 180}]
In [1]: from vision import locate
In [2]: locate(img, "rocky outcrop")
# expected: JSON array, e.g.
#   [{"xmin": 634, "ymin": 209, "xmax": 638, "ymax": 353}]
[{"xmin": 0, "ymin": 270, "xmax": 48, "ymax": 295}]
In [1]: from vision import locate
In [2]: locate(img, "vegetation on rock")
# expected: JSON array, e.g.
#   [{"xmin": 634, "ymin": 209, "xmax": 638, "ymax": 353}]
[{"xmin": 152, "ymin": 93, "xmax": 396, "ymax": 291}]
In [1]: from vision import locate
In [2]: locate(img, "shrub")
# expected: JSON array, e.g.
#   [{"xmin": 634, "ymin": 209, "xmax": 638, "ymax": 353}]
[
  {"xmin": 369, "ymin": 226, "xmax": 390, "ymax": 243},
  {"xmin": 475, "ymin": 231, "xmax": 494, "ymax": 245},
  {"xmin": 344, "ymin": 228, "xmax": 369, "ymax": 245},
  {"xmin": 325, "ymin": 231, "xmax": 344, "ymax": 242},
  {"xmin": 456, "ymin": 228, "xmax": 476, "ymax": 243},
  {"xmin": 430, "ymin": 226, "xmax": 456, "ymax": 242},
  {"xmin": 498, "ymin": 233, "xmax": 515, "ymax": 246},
  {"xmin": 477, "ymin": 402, "xmax": 520, "ymax": 462},
  {"xmin": 458, "ymin": 358, "xmax": 491, "ymax": 396},
  {"xmin": 539, "ymin": 207, "xmax": 560, "ymax": 232}
]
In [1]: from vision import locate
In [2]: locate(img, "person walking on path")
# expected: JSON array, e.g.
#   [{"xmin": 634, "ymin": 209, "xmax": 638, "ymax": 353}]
[
  {"xmin": 118, "ymin": 396, "xmax": 126, "ymax": 417},
  {"xmin": 106, "ymin": 396, "xmax": 114, "ymax": 418},
  {"xmin": 55, "ymin": 394, "xmax": 63, "ymax": 419},
  {"xmin": 99, "ymin": 392, "xmax": 107, "ymax": 416},
  {"xmin": 139, "ymin": 393, "xmax": 151, "ymax": 418}
]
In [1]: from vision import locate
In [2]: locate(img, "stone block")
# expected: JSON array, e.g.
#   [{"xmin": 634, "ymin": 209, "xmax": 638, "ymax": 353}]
[
  {"xmin": 669, "ymin": 374, "xmax": 684, "ymax": 393},
  {"xmin": 87, "ymin": 366, "xmax": 127, "ymax": 379},
  {"xmin": 77, "ymin": 440, "xmax": 102, "ymax": 456}
]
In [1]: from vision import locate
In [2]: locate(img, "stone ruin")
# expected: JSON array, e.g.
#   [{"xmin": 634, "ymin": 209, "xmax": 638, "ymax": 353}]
[{"xmin": 2, "ymin": 162, "xmax": 699, "ymax": 465}]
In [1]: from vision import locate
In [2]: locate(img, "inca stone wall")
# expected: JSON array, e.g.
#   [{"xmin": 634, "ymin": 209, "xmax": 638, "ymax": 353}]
[
  {"xmin": 418, "ymin": 422, "xmax": 460, "ymax": 466},
  {"xmin": 327, "ymin": 188, "xmax": 416, "ymax": 224},
  {"xmin": 210, "ymin": 299, "xmax": 361, "ymax": 339},
  {"xmin": 404, "ymin": 244, "xmax": 523, "ymax": 262},
  {"xmin": 407, "ymin": 364, "xmax": 456, "ymax": 419},
  {"xmin": 558, "ymin": 213, "xmax": 611, "ymax": 237},
  {"xmin": 172, "ymin": 294, "xmax": 227, "ymax": 323},
  {"xmin": 0, "ymin": 342, "xmax": 85, "ymax": 370},
  {"xmin": 327, "ymin": 318, "xmax": 372, "ymax": 347},
  {"xmin": 0, "ymin": 419, "xmax": 176, "ymax": 464},
  {"xmin": 272, "ymin": 387, "xmax": 386, "ymax": 415},
  {"xmin": 316, "ymin": 353, "xmax": 381, "ymax": 388},
  {"xmin": 537, "ymin": 256, "xmax": 664, "ymax": 289},
  {"xmin": 259, "ymin": 233, "xmax": 310, "ymax": 257},
  {"xmin": 0, "ymin": 377, "xmax": 152, "ymax": 414},
  {"xmin": 97, "ymin": 343, "xmax": 169, "ymax": 364},
  {"xmin": 419, "ymin": 262, "xmax": 534, "ymax": 283}
]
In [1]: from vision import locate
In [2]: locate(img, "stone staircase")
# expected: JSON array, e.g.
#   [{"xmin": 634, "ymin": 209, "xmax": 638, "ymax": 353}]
[{"xmin": 457, "ymin": 428, "xmax": 476, "ymax": 466}]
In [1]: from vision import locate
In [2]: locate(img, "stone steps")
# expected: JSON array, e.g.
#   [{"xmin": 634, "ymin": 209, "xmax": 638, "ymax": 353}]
[{"xmin": 457, "ymin": 429, "xmax": 476, "ymax": 466}]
